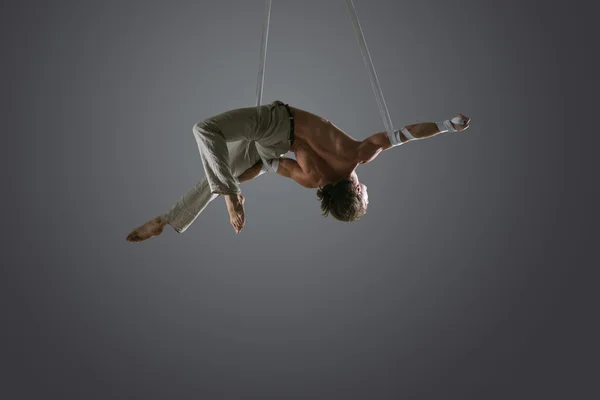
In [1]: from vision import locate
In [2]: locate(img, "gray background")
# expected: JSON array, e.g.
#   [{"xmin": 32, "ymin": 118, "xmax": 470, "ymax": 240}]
[{"xmin": 2, "ymin": 0, "xmax": 599, "ymax": 399}]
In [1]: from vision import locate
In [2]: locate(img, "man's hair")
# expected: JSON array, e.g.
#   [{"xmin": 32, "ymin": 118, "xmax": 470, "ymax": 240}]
[{"xmin": 316, "ymin": 179, "xmax": 367, "ymax": 222}]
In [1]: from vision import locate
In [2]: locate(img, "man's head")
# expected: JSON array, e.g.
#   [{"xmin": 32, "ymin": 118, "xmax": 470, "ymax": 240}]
[{"xmin": 316, "ymin": 174, "xmax": 368, "ymax": 222}]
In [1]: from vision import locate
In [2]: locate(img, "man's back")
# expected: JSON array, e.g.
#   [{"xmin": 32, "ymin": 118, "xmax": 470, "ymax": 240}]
[{"xmin": 289, "ymin": 106, "xmax": 360, "ymax": 184}]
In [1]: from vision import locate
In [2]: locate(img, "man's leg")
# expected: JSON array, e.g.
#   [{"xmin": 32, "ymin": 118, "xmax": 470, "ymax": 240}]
[
  {"xmin": 191, "ymin": 104, "xmax": 277, "ymax": 196},
  {"xmin": 126, "ymin": 140, "xmax": 262, "ymax": 242}
]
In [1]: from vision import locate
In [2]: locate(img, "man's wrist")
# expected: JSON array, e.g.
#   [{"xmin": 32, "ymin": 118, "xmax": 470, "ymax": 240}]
[{"xmin": 435, "ymin": 120, "xmax": 457, "ymax": 134}]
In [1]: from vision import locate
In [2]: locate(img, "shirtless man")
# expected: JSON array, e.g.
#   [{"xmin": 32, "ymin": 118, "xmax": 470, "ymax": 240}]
[{"xmin": 126, "ymin": 100, "xmax": 470, "ymax": 242}]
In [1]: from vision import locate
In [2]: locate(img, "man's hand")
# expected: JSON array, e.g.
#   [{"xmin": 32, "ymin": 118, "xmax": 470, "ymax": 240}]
[
  {"xmin": 224, "ymin": 193, "xmax": 246, "ymax": 234},
  {"xmin": 451, "ymin": 114, "xmax": 471, "ymax": 131}
]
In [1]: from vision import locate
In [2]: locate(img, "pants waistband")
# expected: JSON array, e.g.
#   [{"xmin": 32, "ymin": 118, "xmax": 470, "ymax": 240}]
[{"xmin": 281, "ymin": 103, "xmax": 295, "ymax": 145}]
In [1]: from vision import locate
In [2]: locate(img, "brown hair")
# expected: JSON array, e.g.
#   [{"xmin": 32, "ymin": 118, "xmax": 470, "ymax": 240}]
[{"xmin": 316, "ymin": 179, "xmax": 367, "ymax": 222}]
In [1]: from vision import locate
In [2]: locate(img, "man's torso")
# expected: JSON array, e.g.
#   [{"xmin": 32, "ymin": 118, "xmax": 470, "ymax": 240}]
[{"xmin": 288, "ymin": 106, "xmax": 359, "ymax": 184}]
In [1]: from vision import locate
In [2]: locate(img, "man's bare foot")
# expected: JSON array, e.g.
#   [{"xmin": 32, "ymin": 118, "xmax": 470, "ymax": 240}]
[{"xmin": 126, "ymin": 216, "xmax": 168, "ymax": 243}]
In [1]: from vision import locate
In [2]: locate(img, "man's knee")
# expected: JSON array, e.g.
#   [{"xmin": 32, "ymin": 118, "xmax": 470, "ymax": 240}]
[
  {"xmin": 192, "ymin": 121, "xmax": 203, "ymax": 134},
  {"xmin": 193, "ymin": 120, "xmax": 210, "ymax": 138}
]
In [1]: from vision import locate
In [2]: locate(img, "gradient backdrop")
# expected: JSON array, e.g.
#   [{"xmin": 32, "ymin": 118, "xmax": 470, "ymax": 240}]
[{"xmin": 2, "ymin": 0, "xmax": 598, "ymax": 399}]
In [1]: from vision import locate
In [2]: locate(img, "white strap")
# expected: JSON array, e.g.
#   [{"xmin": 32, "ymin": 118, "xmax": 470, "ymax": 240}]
[
  {"xmin": 400, "ymin": 128, "xmax": 416, "ymax": 141},
  {"xmin": 388, "ymin": 128, "xmax": 415, "ymax": 146},
  {"xmin": 436, "ymin": 120, "xmax": 457, "ymax": 134},
  {"xmin": 345, "ymin": 0, "xmax": 396, "ymax": 145},
  {"xmin": 271, "ymin": 158, "xmax": 279, "ymax": 172},
  {"xmin": 256, "ymin": 0, "xmax": 272, "ymax": 106},
  {"xmin": 261, "ymin": 158, "xmax": 279, "ymax": 173}
]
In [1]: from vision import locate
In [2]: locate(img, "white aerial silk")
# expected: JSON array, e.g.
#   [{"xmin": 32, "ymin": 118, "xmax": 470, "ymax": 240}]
[{"xmin": 256, "ymin": 0, "xmax": 272, "ymax": 107}]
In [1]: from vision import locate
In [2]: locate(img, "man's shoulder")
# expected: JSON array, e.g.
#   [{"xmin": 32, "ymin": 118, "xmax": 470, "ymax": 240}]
[{"xmin": 290, "ymin": 106, "xmax": 330, "ymax": 123}]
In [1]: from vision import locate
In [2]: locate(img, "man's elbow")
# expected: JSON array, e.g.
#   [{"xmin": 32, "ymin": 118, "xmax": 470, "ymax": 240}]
[{"xmin": 356, "ymin": 138, "xmax": 382, "ymax": 164}]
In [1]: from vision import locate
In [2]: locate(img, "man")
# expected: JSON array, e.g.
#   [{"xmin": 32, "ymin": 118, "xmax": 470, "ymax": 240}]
[{"xmin": 126, "ymin": 100, "xmax": 470, "ymax": 242}]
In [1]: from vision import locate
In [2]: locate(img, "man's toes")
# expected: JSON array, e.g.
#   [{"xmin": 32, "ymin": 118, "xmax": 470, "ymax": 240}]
[{"xmin": 127, "ymin": 231, "xmax": 142, "ymax": 242}]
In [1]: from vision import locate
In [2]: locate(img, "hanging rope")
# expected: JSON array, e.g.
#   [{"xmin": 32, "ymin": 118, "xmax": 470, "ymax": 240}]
[
  {"xmin": 256, "ymin": 0, "xmax": 272, "ymax": 106},
  {"xmin": 255, "ymin": 1, "xmax": 397, "ymax": 142},
  {"xmin": 345, "ymin": 0, "xmax": 396, "ymax": 142}
]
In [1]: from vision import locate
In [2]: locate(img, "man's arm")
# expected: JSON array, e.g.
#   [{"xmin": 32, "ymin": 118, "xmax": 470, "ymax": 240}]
[
  {"xmin": 236, "ymin": 156, "xmax": 316, "ymax": 188},
  {"xmin": 276, "ymin": 157, "xmax": 318, "ymax": 188},
  {"xmin": 237, "ymin": 160, "xmax": 265, "ymax": 183},
  {"xmin": 356, "ymin": 114, "xmax": 471, "ymax": 164},
  {"xmin": 355, "ymin": 131, "xmax": 394, "ymax": 164},
  {"xmin": 230, "ymin": 156, "xmax": 319, "ymax": 189},
  {"xmin": 357, "ymin": 123, "xmax": 442, "ymax": 164}
]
